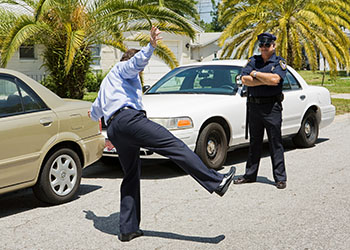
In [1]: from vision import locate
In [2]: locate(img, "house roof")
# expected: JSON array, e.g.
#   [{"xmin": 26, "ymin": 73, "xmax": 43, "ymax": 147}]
[
  {"xmin": 190, "ymin": 32, "xmax": 221, "ymax": 48},
  {"xmin": 186, "ymin": 20, "xmax": 204, "ymax": 33}
]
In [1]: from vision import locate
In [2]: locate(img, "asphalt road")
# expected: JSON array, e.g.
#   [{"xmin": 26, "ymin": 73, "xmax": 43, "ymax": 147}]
[{"xmin": 1, "ymin": 114, "xmax": 350, "ymax": 250}]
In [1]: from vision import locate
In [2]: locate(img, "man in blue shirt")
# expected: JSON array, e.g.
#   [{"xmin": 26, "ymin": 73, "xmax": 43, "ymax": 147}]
[
  {"xmin": 234, "ymin": 32, "xmax": 287, "ymax": 189},
  {"xmin": 90, "ymin": 26, "xmax": 235, "ymax": 242}
]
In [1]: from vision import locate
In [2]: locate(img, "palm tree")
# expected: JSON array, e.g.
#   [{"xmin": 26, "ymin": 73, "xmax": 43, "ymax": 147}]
[
  {"xmin": 0, "ymin": 0, "xmax": 197, "ymax": 98},
  {"xmin": 149, "ymin": 0, "xmax": 199, "ymax": 20},
  {"xmin": 218, "ymin": 0, "xmax": 350, "ymax": 76}
]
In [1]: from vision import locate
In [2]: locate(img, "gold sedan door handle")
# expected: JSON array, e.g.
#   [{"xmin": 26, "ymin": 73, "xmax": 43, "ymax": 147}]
[{"xmin": 40, "ymin": 117, "xmax": 53, "ymax": 127}]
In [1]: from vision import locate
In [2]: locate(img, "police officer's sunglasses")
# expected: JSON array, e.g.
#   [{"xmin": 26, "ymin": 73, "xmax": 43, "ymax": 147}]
[{"xmin": 258, "ymin": 42, "xmax": 272, "ymax": 48}]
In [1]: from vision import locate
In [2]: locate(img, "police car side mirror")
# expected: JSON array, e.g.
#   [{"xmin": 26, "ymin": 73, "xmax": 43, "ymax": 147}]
[
  {"xmin": 241, "ymin": 85, "xmax": 248, "ymax": 97},
  {"xmin": 236, "ymin": 75, "xmax": 242, "ymax": 88},
  {"xmin": 143, "ymin": 85, "xmax": 151, "ymax": 93},
  {"xmin": 236, "ymin": 75, "xmax": 247, "ymax": 97}
]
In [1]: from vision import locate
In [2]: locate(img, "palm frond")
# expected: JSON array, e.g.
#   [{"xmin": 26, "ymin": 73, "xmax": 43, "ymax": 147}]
[
  {"xmin": 129, "ymin": 33, "xmax": 178, "ymax": 69},
  {"xmin": 217, "ymin": 0, "xmax": 350, "ymax": 72},
  {"xmin": 0, "ymin": 0, "xmax": 35, "ymax": 13},
  {"xmin": 64, "ymin": 23, "xmax": 86, "ymax": 74},
  {"xmin": 101, "ymin": 39, "xmax": 128, "ymax": 52}
]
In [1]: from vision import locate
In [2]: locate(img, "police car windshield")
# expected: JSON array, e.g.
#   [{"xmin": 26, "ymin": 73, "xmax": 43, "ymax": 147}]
[{"xmin": 146, "ymin": 65, "xmax": 241, "ymax": 95}]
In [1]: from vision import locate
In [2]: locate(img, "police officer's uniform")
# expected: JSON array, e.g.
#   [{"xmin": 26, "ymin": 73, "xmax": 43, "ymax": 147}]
[{"xmin": 240, "ymin": 33, "xmax": 287, "ymax": 184}]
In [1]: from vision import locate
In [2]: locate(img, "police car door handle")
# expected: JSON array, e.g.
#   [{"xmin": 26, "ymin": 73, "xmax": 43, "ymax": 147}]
[{"xmin": 299, "ymin": 95, "xmax": 306, "ymax": 100}]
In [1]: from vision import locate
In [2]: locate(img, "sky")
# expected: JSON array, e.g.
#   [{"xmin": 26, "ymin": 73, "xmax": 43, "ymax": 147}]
[{"xmin": 197, "ymin": 0, "xmax": 218, "ymax": 23}]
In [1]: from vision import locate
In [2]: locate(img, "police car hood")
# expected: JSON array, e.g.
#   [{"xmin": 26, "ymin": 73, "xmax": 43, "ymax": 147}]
[{"xmin": 142, "ymin": 93, "xmax": 242, "ymax": 118}]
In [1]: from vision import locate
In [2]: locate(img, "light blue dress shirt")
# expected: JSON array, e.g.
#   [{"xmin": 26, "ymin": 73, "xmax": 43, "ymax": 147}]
[{"xmin": 90, "ymin": 43, "xmax": 155, "ymax": 124}]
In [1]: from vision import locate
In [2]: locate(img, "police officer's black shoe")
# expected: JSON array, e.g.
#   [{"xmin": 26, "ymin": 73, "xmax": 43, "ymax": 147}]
[
  {"xmin": 215, "ymin": 167, "xmax": 236, "ymax": 197},
  {"xmin": 233, "ymin": 177, "xmax": 255, "ymax": 184},
  {"xmin": 119, "ymin": 229, "xmax": 144, "ymax": 242},
  {"xmin": 276, "ymin": 181, "xmax": 286, "ymax": 189}
]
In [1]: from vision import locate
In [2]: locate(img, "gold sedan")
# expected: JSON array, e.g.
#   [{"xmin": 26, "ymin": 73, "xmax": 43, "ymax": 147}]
[{"xmin": 0, "ymin": 69, "xmax": 105, "ymax": 204}]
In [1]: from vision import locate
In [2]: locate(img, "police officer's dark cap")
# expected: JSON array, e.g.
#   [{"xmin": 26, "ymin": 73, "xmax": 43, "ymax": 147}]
[{"xmin": 257, "ymin": 32, "xmax": 276, "ymax": 43}]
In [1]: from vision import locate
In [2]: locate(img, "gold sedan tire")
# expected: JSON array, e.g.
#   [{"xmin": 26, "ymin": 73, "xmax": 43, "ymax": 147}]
[{"xmin": 33, "ymin": 148, "xmax": 82, "ymax": 204}]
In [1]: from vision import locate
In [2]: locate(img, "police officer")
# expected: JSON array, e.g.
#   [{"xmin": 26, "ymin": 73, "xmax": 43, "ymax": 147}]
[
  {"xmin": 234, "ymin": 32, "xmax": 287, "ymax": 189},
  {"xmin": 89, "ymin": 26, "xmax": 235, "ymax": 242}
]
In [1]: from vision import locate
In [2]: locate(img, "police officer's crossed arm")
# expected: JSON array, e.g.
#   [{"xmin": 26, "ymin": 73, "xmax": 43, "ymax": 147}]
[{"xmin": 241, "ymin": 72, "xmax": 281, "ymax": 87}]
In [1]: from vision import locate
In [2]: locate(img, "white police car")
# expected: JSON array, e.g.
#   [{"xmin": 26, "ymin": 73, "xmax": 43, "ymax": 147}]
[{"xmin": 102, "ymin": 60, "xmax": 335, "ymax": 169}]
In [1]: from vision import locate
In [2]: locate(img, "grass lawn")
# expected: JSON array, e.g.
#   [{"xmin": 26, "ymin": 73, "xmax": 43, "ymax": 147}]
[
  {"xmin": 297, "ymin": 70, "xmax": 350, "ymax": 93},
  {"xmin": 332, "ymin": 98, "xmax": 350, "ymax": 115},
  {"xmin": 83, "ymin": 92, "xmax": 98, "ymax": 103}
]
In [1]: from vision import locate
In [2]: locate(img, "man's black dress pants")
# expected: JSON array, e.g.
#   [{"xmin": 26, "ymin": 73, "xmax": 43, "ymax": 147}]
[{"xmin": 107, "ymin": 109, "xmax": 224, "ymax": 234}]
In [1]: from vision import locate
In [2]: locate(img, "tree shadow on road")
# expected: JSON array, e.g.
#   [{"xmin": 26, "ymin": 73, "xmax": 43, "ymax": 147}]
[
  {"xmin": 0, "ymin": 184, "xmax": 101, "ymax": 218},
  {"xmin": 83, "ymin": 210, "xmax": 225, "ymax": 244}
]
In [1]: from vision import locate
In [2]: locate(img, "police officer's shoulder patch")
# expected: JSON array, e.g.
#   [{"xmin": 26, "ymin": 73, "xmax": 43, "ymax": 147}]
[{"xmin": 279, "ymin": 60, "xmax": 287, "ymax": 71}]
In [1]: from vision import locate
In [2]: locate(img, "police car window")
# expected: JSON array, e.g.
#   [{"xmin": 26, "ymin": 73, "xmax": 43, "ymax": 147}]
[
  {"xmin": 286, "ymin": 71, "xmax": 301, "ymax": 90},
  {"xmin": 282, "ymin": 75, "xmax": 292, "ymax": 91},
  {"xmin": 147, "ymin": 65, "xmax": 240, "ymax": 95},
  {"xmin": 193, "ymin": 70, "xmax": 214, "ymax": 89},
  {"xmin": 149, "ymin": 67, "xmax": 188, "ymax": 93}
]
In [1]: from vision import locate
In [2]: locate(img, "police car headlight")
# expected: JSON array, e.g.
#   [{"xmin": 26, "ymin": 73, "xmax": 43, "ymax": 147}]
[{"xmin": 150, "ymin": 117, "xmax": 193, "ymax": 130}]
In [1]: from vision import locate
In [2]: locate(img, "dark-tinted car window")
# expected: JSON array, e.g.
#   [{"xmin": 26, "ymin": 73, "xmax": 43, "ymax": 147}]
[
  {"xmin": 147, "ymin": 65, "xmax": 241, "ymax": 95},
  {"xmin": 286, "ymin": 71, "xmax": 301, "ymax": 90},
  {"xmin": 0, "ymin": 78, "xmax": 23, "ymax": 115},
  {"xmin": 283, "ymin": 71, "xmax": 301, "ymax": 91},
  {"xmin": 0, "ymin": 75, "xmax": 47, "ymax": 117}
]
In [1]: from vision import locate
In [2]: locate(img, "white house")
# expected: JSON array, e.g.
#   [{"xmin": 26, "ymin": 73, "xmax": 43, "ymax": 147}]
[{"xmin": 3, "ymin": 23, "xmax": 222, "ymax": 86}]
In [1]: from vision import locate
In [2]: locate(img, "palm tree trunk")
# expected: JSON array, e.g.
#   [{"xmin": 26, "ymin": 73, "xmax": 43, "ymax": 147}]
[{"xmin": 322, "ymin": 57, "xmax": 326, "ymax": 86}]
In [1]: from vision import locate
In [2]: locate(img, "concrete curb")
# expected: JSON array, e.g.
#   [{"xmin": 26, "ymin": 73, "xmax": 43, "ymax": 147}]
[{"xmin": 331, "ymin": 93, "xmax": 350, "ymax": 99}]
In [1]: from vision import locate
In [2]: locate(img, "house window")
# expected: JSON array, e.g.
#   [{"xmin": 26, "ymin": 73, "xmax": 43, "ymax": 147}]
[
  {"xmin": 91, "ymin": 44, "xmax": 101, "ymax": 67},
  {"xmin": 19, "ymin": 45, "xmax": 35, "ymax": 59}
]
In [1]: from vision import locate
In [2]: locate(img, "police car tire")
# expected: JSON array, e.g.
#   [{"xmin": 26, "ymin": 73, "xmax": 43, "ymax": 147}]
[
  {"xmin": 195, "ymin": 123, "xmax": 228, "ymax": 170},
  {"xmin": 292, "ymin": 110, "xmax": 319, "ymax": 148},
  {"xmin": 33, "ymin": 148, "xmax": 82, "ymax": 204}
]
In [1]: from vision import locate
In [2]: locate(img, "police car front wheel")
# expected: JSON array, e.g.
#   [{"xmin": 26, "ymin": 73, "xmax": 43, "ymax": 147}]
[{"xmin": 195, "ymin": 123, "xmax": 228, "ymax": 170}]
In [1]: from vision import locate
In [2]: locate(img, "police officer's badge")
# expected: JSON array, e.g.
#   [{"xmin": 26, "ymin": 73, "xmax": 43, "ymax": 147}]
[{"xmin": 280, "ymin": 60, "xmax": 287, "ymax": 71}]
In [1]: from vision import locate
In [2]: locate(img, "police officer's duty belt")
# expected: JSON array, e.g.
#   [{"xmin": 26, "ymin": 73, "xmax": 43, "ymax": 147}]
[{"xmin": 248, "ymin": 94, "xmax": 284, "ymax": 104}]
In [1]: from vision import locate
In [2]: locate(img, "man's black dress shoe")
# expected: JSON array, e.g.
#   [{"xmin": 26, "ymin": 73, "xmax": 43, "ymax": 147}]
[
  {"xmin": 233, "ymin": 177, "xmax": 254, "ymax": 184},
  {"xmin": 276, "ymin": 181, "xmax": 286, "ymax": 189},
  {"xmin": 119, "ymin": 229, "xmax": 144, "ymax": 242},
  {"xmin": 215, "ymin": 166, "xmax": 236, "ymax": 197}
]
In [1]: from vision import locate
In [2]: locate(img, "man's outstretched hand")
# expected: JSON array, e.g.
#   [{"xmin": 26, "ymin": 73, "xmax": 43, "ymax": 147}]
[{"xmin": 150, "ymin": 26, "xmax": 162, "ymax": 48}]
